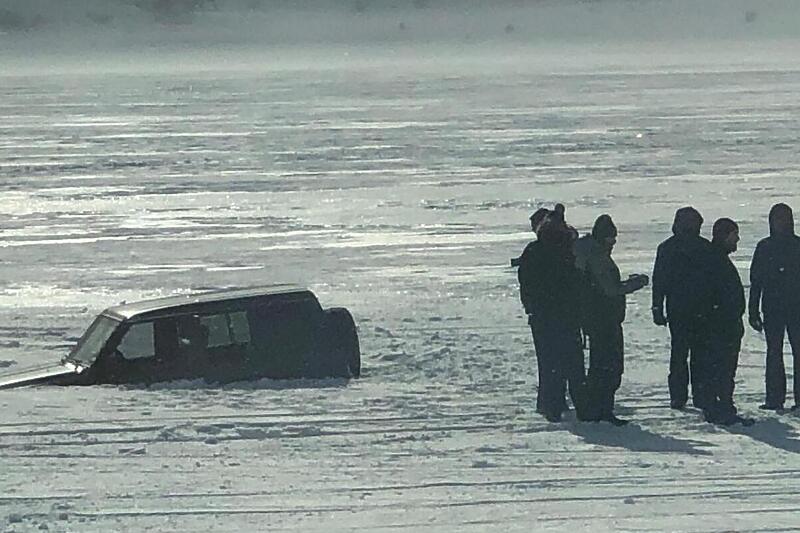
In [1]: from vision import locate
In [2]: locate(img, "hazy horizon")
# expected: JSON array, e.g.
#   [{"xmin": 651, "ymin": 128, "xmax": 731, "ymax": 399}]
[
  {"xmin": 2, "ymin": 0, "xmax": 799, "ymax": 76},
  {"xmin": 2, "ymin": 0, "xmax": 798, "ymax": 50}
]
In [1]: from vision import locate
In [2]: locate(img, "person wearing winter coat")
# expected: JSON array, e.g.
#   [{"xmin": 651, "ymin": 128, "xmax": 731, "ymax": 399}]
[
  {"xmin": 517, "ymin": 207, "xmax": 558, "ymax": 414},
  {"xmin": 574, "ymin": 215, "xmax": 648, "ymax": 425},
  {"xmin": 651, "ymin": 207, "xmax": 717, "ymax": 410},
  {"xmin": 749, "ymin": 203, "xmax": 800, "ymax": 411},
  {"xmin": 700, "ymin": 218, "xmax": 753, "ymax": 426},
  {"xmin": 518, "ymin": 213, "xmax": 586, "ymax": 422}
]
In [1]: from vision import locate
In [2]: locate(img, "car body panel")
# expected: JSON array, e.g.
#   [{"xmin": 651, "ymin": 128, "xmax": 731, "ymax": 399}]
[{"xmin": 0, "ymin": 361, "xmax": 84, "ymax": 390}]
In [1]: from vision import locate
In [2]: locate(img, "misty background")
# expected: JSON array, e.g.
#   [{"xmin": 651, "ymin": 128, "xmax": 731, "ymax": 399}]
[{"xmin": 1, "ymin": 0, "xmax": 798, "ymax": 73}]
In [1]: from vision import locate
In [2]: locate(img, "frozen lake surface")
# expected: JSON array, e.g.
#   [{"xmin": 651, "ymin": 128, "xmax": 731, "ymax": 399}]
[{"xmin": 2, "ymin": 40, "xmax": 800, "ymax": 531}]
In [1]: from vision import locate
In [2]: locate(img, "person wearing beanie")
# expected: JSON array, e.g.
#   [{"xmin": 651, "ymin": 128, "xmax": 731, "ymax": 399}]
[
  {"xmin": 749, "ymin": 203, "xmax": 800, "ymax": 411},
  {"xmin": 529, "ymin": 208, "xmax": 551, "ymax": 235},
  {"xmin": 651, "ymin": 206, "xmax": 716, "ymax": 410},
  {"xmin": 574, "ymin": 214, "xmax": 649, "ymax": 426},
  {"xmin": 518, "ymin": 211, "xmax": 587, "ymax": 423},
  {"xmin": 510, "ymin": 208, "xmax": 552, "ymax": 269},
  {"xmin": 700, "ymin": 218, "xmax": 753, "ymax": 426}
]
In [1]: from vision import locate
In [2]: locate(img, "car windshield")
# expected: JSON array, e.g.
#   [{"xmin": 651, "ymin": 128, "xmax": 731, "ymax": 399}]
[{"xmin": 65, "ymin": 315, "xmax": 120, "ymax": 366}]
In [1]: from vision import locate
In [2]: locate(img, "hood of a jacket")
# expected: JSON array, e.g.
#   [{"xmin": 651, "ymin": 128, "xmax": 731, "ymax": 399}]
[
  {"xmin": 769, "ymin": 203, "xmax": 795, "ymax": 237},
  {"xmin": 672, "ymin": 206, "xmax": 703, "ymax": 237}
]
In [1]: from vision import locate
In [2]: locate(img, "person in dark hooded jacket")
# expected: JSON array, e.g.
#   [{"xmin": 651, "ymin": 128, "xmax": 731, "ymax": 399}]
[
  {"xmin": 574, "ymin": 215, "xmax": 649, "ymax": 425},
  {"xmin": 518, "ymin": 213, "xmax": 586, "ymax": 422},
  {"xmin": 651, "ymin": 207, "xmax": 716, "ymax": 409},
  {"xmin": 749, "ymin": 203, "xmax": 800, "ymax": 411},
  {"xmin": 700, "ymin": 218, "xmax": 753, "ymax": 425},
  {"xmin": 517, "ymin": 207, "xmax": 564, "ymax": 414}
]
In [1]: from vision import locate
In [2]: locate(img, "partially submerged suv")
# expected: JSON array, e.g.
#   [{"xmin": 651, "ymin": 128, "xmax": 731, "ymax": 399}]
[{"xmin": 0, "ymin": 285, "xmax": 360, "ymax": 389}]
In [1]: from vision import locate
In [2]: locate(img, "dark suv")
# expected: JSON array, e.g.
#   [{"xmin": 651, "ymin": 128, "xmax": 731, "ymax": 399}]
[{"xmin": 0, "ymin": 285, "xmax": 360, "ymax": 389}]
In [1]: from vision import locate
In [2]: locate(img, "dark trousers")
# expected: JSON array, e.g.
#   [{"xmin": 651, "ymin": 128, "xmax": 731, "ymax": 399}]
[
  {"xmin": 763, "ymin": 314, "xmax": 800, "ymax": 407},
  {"xmin": 585, "ymin": 322, "xmax": 624, "ymax": 420},
  {"xmin": 697, "ymin": 335, "xmax": 741, "ymax": 422},
  {"xmin": 529, "ymin": 317, "xmax": 586, "ymax": 418},
  {"xmin": 530, "ymin": 318, "xmax": 567, "ymax": 413},
  {"xmin": 668, "ymin": 316, "xmax": 710, "ymax": 408}
]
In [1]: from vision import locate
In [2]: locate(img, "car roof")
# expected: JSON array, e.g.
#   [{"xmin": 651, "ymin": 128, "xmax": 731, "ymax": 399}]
[{"xmin": 103, "ymin": 284, "xmax": 315, "ymax": 321}]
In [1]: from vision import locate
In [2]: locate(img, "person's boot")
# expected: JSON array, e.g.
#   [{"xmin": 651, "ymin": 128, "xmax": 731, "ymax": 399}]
[
  {"xmin": 599, "ymin": 401, "xmax": 628, "ymax": 426},
  {"xmin": 578, "ymin": 412, "xmax": 600, "ymax": 422},
  {"xmin": 759, "ymin": 403, "xmax": 784, "ymax": 412},
  {"xmin": 734, "ymin": 415, "xmax": 756, "ymax": 427},
  {"xmin": 670, "ymin": 399, "xmax": 686, "ymax": 410},
  {"xmin": 543, "ymin": 411, "xmax": 562, "ymax": 423},
  {"xmin": 708, "ymin": 410, "xmax": 736, "ymax": 426},
  {"xmin": 717, "ymin": 413, "xmax": 755, "ymax": 427},
  {"xmin": 603, "ymin": 414, "xmax": 629, "ymax": 427},
  {"xmin": 710, "ymin": 404, "xmax": 755, "ymax": 427}
]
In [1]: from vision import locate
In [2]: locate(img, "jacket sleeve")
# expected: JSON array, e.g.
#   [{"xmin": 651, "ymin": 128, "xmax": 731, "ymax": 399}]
[
  {"xmin": 709, "ymin": 254, "xmax": 729, "ymax": 318},
  {"xmin": 651, "ymin": 243, "xmax": 668, "ymax": 310},
  {"xmin": 749, "ymin": 241, "xmax": 765, "ymax": 317},
  {"xmin": 588, "ymin": 253, "xmax": 629, "ymax": 297},
  {"xmin": 517, "ymin": 244, "xmax": 535, "ymax": 314}
]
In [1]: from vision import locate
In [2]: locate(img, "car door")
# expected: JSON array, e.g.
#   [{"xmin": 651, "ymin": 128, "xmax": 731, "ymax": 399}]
[
  {"xmin": 99, "ymin": 318, "xmax": 181, "ymax": 384},
  {"xmin": 193, "ymin": 309, "xmax": 252, "ymax": 383}
]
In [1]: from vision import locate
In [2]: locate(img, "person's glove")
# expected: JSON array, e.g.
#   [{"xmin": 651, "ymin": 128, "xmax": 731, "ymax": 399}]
[
  {"xmin": 652, "ymin": 306, "xmax": 668, "ymax": 326},
  {"xmin": 623, "ymin": 274, "xmax": 648, "ymax": 294},
  {"xmin": 628, "ymin": 273, "xmax": 650, "ymax": 290},
  {"xmin": 749, "ymin": 313, "xmax": 764, "ymax": 332}
]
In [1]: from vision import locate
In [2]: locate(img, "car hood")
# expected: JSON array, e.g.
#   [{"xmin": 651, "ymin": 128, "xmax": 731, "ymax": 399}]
[{"xmin": 0, "ymin": 361, "xmax": 83, "ymax": 390}]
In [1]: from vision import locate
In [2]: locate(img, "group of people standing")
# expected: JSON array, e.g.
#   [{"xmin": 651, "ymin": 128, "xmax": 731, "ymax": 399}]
[{"xmin": 517, "ymin": 202, "xmax": 800, "ymax": 427}]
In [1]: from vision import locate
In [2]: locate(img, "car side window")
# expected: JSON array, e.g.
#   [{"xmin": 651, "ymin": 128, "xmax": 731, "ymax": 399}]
[
  {"xmin": 196, "ymin": 311, "xmax": 251, "ymax": 349},
  {"xmin": 117, "ymin": 322, "xmax": 155, "ymax": 360},
  {"xmin": 229, "ymin": 311, "xmax": 251, "ymax": 344},
  {"xmin": 199, "ymin": 314, "xmax": 230, "ymax": 348}
]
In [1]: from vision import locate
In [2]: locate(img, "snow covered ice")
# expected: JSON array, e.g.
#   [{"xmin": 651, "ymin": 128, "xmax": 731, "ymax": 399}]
[{"xmin": 2, "ymin": 1, "xmax": 800, "ymax": 531}]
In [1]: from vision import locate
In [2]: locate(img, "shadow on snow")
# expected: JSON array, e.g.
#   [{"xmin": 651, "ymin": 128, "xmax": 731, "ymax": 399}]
[
  {"xmin": 723, "ymin": 417, "xmax": 800, "ymax": 453},
  {"xmin": 567, "ymin": 421, "xmax": 714, "ymax": 456}
]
